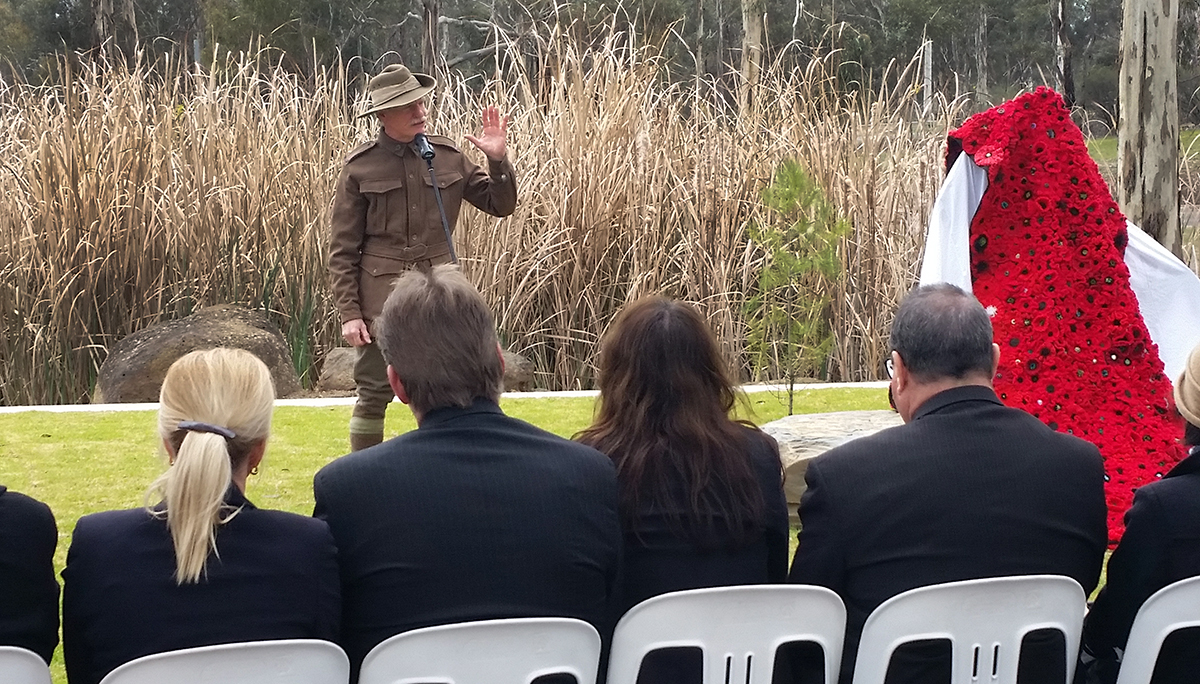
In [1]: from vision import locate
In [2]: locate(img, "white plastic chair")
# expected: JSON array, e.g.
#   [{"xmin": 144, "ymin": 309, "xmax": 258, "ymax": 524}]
[
  {"xmin": 1114, "ymin": 575, "xmax": 1200, "ymax": 684},
  {"xmin": 606, "ymin": 585, "xmax": 847, "ymax": 684},
  {"xmin": 98, "ymin": 639, "xmax": 349, "ymax": 684},
  {"xmin": 0, "ymin": 646, "xmax": 51, "ymax": 684},
  {"xmin": 851, "ymin": 575, "xmax": 1087, "ymax": 684},
  {"xmin": 358, "ymin": 618, "xmax": 601, "ymax": 684}
]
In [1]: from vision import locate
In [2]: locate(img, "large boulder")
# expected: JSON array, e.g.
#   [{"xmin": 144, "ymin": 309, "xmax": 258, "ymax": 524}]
[
  {"xmin": 761, "ymin": 409, "xmax": 903, "ymax": 521},
  {"xmin": 94, "ymin": 305, "xmax": 302, "ymax": 403},
  {"xmin": 317, "ymin": 347, "xmax": 357, "ymax": 392},
  {"xmin": 502, "ymin": 350, "xmax": 534, "ymax": 392},
  {"xmin": 316, "ymin": 348, "xmax": 535, "ymax": 394}
]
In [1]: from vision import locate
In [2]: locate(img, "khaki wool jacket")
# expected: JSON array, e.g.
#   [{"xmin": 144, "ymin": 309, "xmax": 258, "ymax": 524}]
[{"xmin": 328, "ymin": 130, "xmax": 517, "ymax": 324}]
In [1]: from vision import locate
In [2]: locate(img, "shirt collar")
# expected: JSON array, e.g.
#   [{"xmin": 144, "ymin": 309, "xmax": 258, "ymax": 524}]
[
  {"xmin": 419, "ymin": 397, "xmax": 505, "ymax": 429},
  {"xmin": 912, "ymin": 384, "xmax": 1004, "ymax": 421},
  {"xmin": 224, "ymin": 485, "xmax": 255, "ymax": 510},
  {"xmin": 1164, "ymin": 445, "xmax": 1200, "ymax": 479},
  {"xmin": 150, "ymin": 484, "xmax": 256, "ymax": 513},
  {"xmin": 378, "ymin": 130, "xmax": 416, "ymax": 157}
]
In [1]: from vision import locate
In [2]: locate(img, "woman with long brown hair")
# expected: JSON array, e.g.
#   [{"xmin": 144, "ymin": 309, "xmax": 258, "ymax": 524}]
[{"xmin": 576, "ymin": 296, "xmax": 788, "ymax": 616}]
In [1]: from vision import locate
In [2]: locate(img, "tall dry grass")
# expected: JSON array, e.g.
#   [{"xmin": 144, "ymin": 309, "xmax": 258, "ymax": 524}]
[
  {"xmin": 452, "ymin": 34, "xmax": 967, "ymax": 387},
  {"xmin": 0, "ymin": 30, "xmax": 968, "ymax": 405},
  {"xmin": 0, "ymin": 52, "xmax": 355, "ymax": 404}
]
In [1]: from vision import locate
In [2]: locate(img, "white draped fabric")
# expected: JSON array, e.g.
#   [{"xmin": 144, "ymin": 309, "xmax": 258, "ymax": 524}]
[
  {"xmin": 918, "ymin": 154, "xmax": 989, "ymax": 291},
  {"xmin": 919, "ymin": 153, "xmax": 1200, "ymax": 384}
]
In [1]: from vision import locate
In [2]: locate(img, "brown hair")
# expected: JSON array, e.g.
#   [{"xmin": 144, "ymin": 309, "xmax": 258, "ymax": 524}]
[
  {"xmin": 376, "ymin": 265, "xmax": 503, "ymax": 415},
  {"xmin": 576, "ymin": 296, "xmax": 770, "ymax": 548}
]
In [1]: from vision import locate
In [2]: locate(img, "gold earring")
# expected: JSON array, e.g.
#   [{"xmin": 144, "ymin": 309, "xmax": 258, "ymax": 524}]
[{"xmin": 250, "ymin": 466, "xmax": 259, "ymax": 476}]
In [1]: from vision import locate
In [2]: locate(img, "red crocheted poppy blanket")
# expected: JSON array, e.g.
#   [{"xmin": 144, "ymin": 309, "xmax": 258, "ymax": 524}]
[{"xmin": 948, "ymin": 87, "xmax": 1185, "ymax": 543}]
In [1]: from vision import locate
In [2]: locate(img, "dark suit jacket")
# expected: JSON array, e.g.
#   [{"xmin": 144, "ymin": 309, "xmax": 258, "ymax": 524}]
[
  {"xmin": 614, "ymin": 428, "xmax": 790, "ymax": 684},
  {"xmin": 615, "ymin": 427, "xmax": 790, "ymax": 617},
  {"xmin": 62, "ymin": 488, "xmax": 340, "ymax": 684},
  {"xmin": 1076, "ymin": 446, "xmax": 1200, "ymax": 684},
  {"xmin": 0, "ymin": 486, "xmax": 59, "ymax": 663},
  {"xmin": 313, "ymin": 398, "xmax": 622, "ymax": 678},
  {"xmin": 789, "ymin": 385, "xmax": 1108, "ymax": 684}
]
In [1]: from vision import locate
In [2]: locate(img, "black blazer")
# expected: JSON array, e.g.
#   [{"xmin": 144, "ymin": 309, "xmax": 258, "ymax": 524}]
[
  {"xmin": 789, "ymin": 385, "xmax": 1108, "ymax": 684},
  {"xmin": 62, "ymin": 488, "xmax": 340, "ymax": 684},
  {"xmin": 313, "ymin": 399, "xmax": 622, "ymax": 677},
  {"xmin": 614, "ymin": 426, "xmax": 790, "ymax": 617},
  {"xmin": 1077, "ymin": 446, "xmax": 1200, "ymax": 684},
  {"xmin": 0, "ymin": 486, "xmax": 59, "ymax": 664},
  {"xmin": 611, "ymin": 427, "xmax": 789, "ymax": 684}
]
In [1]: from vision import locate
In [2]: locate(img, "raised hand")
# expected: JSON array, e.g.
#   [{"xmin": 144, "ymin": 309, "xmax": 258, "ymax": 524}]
[{"xmin": 464, "ymin": 105, "xmax": 509, "ymax": 161}]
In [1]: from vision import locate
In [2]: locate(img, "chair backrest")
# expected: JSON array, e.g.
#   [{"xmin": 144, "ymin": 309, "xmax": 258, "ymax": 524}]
[
  {"xmin": 852, "ymin": 575, "xmax": 1086, "ymax": 684},
  {"xmin": 606, "ymin": 585, "xmax": 847, "ymax": 684},
  {"xmin": 98, "ymin": 639, "xmax": 349, "ymax": 684},
  {"xmin": 0, "ymin": 646, "xmax": 51, "ymax": 684},
  {"xmin": 358, "ymin": 618, "xmax": 601, "ymax": 684},
  {"xmin": 1115, "ymin": 575, "xmax": 1200, "ymax": 684}
]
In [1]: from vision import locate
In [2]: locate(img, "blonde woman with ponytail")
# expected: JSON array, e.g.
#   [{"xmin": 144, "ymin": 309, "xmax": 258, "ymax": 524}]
[{"xmin": 62, "ymin": 349, "xmax": 340, "ymax": 684}]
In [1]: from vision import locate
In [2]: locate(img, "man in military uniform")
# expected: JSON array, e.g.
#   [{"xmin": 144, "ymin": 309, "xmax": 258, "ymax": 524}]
[{"xmin": 329, "ymin": 63, "xmax": 517, "ymax": 451}]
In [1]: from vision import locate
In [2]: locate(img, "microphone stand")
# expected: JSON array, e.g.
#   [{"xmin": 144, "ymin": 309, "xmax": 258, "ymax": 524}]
[{"xmin": 414, "ymin": 134, "xmax": 457, "ymax": 264}]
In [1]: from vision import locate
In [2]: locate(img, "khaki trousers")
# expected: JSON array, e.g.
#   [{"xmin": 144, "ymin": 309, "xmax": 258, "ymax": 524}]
[{"xmin": 352, "ymin": 340, "xmax": 393, "ymax": 424}]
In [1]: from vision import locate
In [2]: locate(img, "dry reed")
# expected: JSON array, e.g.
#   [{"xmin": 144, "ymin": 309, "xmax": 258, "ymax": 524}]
[
  {"xmin": 3, "ymin": 28, "xmax": 1191, "ymax": 405},
  {"xmin": 0, "ymin": 51, "xmax": 354, "ymax": 404},
  {"xmin": 450, "ymin": 34, "xmax": 969, "ymax": 387}
]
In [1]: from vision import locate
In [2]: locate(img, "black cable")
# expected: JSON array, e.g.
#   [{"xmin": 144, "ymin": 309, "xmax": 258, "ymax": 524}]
[{"xmin": 414, "ymin": 133, "xmax": 457, "ymax": 264}]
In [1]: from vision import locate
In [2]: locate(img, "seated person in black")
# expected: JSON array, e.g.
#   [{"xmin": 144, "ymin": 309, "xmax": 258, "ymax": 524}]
[
  {"xmin": 313, "ymin": 265, "xmax": 620, "ymax": 681},
  {"xmin": 1077, "ymin": 340, "xmax": 1200, "ymax": 684},
  {"xmin": 0, "ymin": 485, "xmax": 58, "ymax": 663},
  {"xmin": 62, "ymin": 348, "xmax": 340, "ymax": 684},
  {"xmin": 575, "ymin": 296, "xmax": 789, "ymax": 683}
]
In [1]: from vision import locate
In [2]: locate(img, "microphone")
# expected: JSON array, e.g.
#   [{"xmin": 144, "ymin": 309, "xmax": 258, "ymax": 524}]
[{"xmin": 413, "ymin": 133, "xmax": 436, "ymax": 161}]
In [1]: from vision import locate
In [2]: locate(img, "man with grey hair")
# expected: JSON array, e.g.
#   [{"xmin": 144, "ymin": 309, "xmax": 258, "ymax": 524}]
[
  {"xmin": 789, "ymin": 283, "xmax": 1107, "ymax": 684},
  {"xmin": 313, "ymin": 265, "xmax": 620, "ymax": 680}
]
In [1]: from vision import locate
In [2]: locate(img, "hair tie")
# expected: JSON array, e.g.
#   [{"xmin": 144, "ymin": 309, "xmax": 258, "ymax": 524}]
[{"xmin": 177, "ymin": 420, "xmax": 236, "ymax": 440}]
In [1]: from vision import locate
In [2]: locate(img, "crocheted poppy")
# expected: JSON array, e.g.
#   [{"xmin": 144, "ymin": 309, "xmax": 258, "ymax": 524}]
[{"xmin": 948, "ymin": 87, "xmax": 1185, "ymax": 544}]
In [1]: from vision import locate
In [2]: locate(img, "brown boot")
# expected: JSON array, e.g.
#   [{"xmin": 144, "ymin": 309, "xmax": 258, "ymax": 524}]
[{"xmin": 349, "ymin": 432, "xmax": 383, "ymax": 452}]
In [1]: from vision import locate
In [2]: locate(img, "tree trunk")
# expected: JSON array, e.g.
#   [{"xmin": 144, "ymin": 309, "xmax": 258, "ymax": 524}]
[
  {"xmin": 696, "ymin": 0, "xmax": 706, "ymax": 86},
  {"xmin": 191, "ymin": 0, "xmax": 204, "ymax": 73},
  {"xmin": 422, "ymin": 0, "xmax": 440, "ymax": 74},
  {"xmin": 923, "ymin": 39, "xmax": 933, "ymax": 116},
  {"xmin": 717, "ymin": 0, "xmax": 725, "ymax": 83},
  {"xmin": 92, "ymin": 0, "xmax": 138, "ymax": 61},
  {"xmin": 1119, "ymin": 0, "xmax": 1182, "ymax": 256},
  {"xmin": 975, "ymin": 6, "xmax": 987, "ymax": 99},
  {"xmin": 1052, "ymin": 0, "xmax": 1075, "ymax": 106},
  {"xmin": 740, "ymin": 0, "xmax": 765, "ymax": 113}
]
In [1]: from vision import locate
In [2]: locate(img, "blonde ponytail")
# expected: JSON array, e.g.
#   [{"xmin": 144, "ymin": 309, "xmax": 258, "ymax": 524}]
[
  {"xmin": 149, "ymin": 432, "xmax": 236, "ymax": 582},
  {"xmin": 148, "ymin": 348, "xmax": 275, "ymax": 584}
]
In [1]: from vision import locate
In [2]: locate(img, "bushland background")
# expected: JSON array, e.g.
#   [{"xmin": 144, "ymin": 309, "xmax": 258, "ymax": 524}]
[{"xmin": 2, "ymin": 0, "xmax": 1199, "ymax": 406}]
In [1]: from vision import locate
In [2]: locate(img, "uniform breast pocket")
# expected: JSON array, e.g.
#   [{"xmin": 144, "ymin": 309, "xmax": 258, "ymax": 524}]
[
  {"xmin": 359, "ymin": 178, "xmax": 406, "ymax": 234},
  {"xmin": 422, "ymin": 169, "xmax": 464, "ymax": 189},
  {"xmin": 423, "ymin": 169, "xmax": 464, "ymax": 201}
]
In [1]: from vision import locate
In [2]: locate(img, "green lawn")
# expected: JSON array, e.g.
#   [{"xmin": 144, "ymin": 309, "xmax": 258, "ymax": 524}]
[
  {"xmin": 0, "ymin": 386, "xmax": 886, "ymax": 684},
  {"xmin": 1086, "ymin": 129, "xmax": 1200, "ymax": 163}
]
